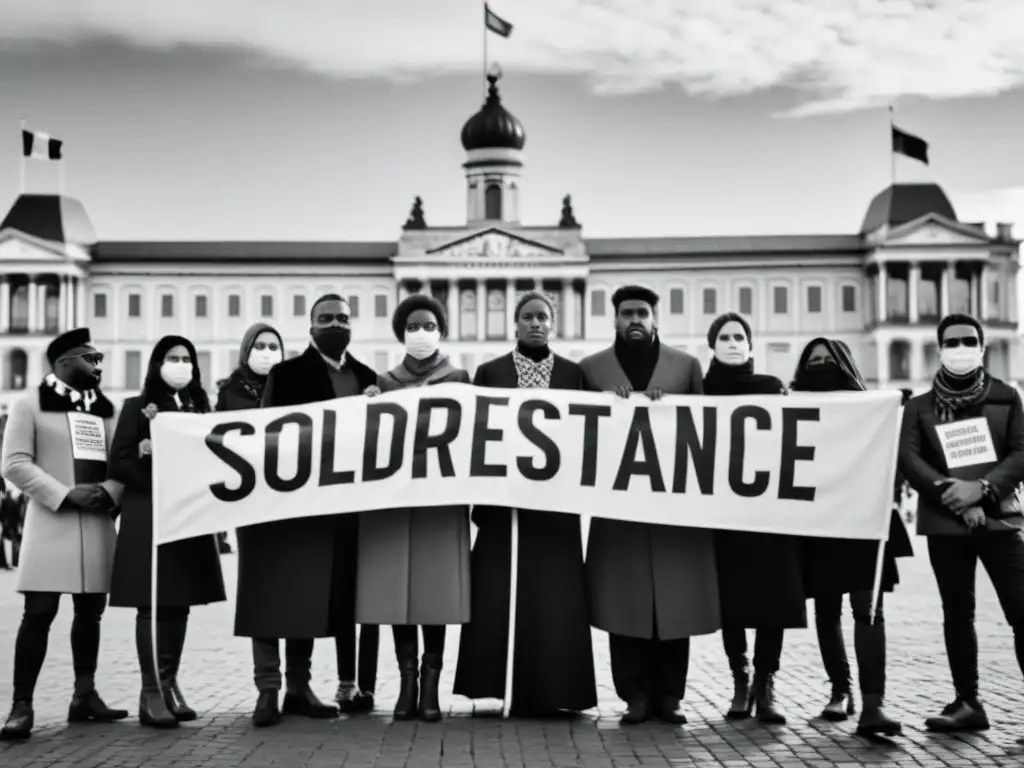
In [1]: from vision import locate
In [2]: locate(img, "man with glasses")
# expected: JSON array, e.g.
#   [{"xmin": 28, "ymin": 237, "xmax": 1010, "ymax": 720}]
[
  {"xmin": 0, "ymin": 328, "xmax": 127, "ymax": 740},
  {"xmin": 899, "ymin": 312, "xmax": 1024, "ymax": 734}
]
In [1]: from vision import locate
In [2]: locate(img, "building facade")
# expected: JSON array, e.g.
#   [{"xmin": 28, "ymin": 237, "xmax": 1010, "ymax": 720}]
[{"xmin": 0, "ymin": 74, "xmax": 1019, "ymax": 409}]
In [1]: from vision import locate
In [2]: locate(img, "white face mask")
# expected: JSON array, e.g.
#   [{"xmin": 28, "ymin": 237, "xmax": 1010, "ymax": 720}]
[
  {"xmin": 161, "ymin": 361, "xmax": 193, "ymax": 391},
  {"xmin": 712, "ymin": 322, "xmax": 751, "ymax": 366},
  {"xmin": 940, "ymin": 347, "xmax": 984, "ymax": 376},
  {"xmin": 247, "ymin": 348, "xmax": 282, "ymax": 377},
  {"xmin": 405, "ymin": 329, "xmax": 440, "ymax": 360}
]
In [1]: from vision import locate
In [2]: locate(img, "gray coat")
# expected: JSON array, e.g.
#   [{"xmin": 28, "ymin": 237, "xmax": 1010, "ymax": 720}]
[
  {"xmin": 1, "ymin": 391, "xmax": 124, "ymax": 594},
  {"xmin": 579, "ymin": 344, "xmax": 722, "ymax": 640},
  {"xmin": 354, "ymin": 356, "xmax": 472, "ymax": 626}
]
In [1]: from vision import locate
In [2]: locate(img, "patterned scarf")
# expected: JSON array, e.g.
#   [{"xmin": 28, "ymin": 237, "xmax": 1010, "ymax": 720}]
[
  {"xmin": 512, "ymin": 347, "xmax": 554, "ymax": 389},
  {"xmin": 932, "ymin": 367, "xmax": 991, "ymax": 423},
  {"xmin": 39, "ymin": 372, "xmax": 114, "ymax": 417}
]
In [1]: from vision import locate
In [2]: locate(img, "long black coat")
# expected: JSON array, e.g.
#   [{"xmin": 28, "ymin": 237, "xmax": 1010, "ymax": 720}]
[
  {"xmin": 233, "ymin": 346, "xmax": 377, "ymax": 639},
  {"xmin": 108, "ymin": 395, "xmax": 226, "ymax": 608},
  {"xmin": 453, "ymin": 351, "xmax": 598, "ymax": 714}
]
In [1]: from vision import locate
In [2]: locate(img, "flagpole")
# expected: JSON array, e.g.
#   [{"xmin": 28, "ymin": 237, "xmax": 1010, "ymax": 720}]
[
  {"xmin": 483, "ymin": 2, "xmax": 488, "ymax": 99},
  {"xmin": 19, "ymin": 118, "xmax": 26, "ymax": 195},
  {"xmin": 888, "ymin": 104, "xmax": 896, "ymax": 187}
]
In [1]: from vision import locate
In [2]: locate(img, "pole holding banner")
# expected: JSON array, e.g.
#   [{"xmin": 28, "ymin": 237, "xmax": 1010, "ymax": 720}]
[{"xmin": 501, "ymin": 508, "xmax": 520, "ymax": 719}]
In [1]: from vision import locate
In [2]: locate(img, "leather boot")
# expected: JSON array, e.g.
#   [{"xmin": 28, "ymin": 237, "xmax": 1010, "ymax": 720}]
[
  {"xmin": 252, "ymin": 690, "xmax": 280, "ymax": 728},
  {"xmin": 159, "ymin": 617, "xmax": 197, "ymax": 722},
  {"xmin": 0, "ymin": 700, "xmax": 33, "ymax": 741},
  {"xmin": 619, "ymin": 696, "xmax": 650, "ymax": 725},
  {"xmin": 281, "ymin": 686, "xmax": 337, "ymax": 718},
  {"xmin": 726, "ymin": 653, "xmax": 752, "ymax": 720},
  {"xmin": 67, "ymin": 673, "xmax": 128, "ymax": 723},
  {"xmin": 752, "ymin": 671, "xmax": 786, "ymax": 725},
  {"xmin": 393, "ymin": 645, "xmax": 419, "ymax": 721},
  {"xmin": 135, "ymin": 614, "xmax": 178, "ymax": 729},
  {"xmin": 924, "ymin": 698, "xmax": 990, "ymax": 732},
  {"xmin": 817, "ymin": 617, "xmax": 854, "ymax": 721},
  {"xmin": 856, "ymin": 693, "xmax": 902, "ymax": 737},
  {"xmin": 821, "ymin": 685, "xmax": 855, "ymax": 721},
  {"xmin": 418, "ymin": 653, "xmax": 443, "ymax": 722}
]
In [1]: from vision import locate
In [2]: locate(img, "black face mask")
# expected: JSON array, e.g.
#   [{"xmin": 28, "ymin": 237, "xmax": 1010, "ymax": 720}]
[
  {"xmin": 800, "ymin": 361, "xmax": 852, "ymax": 392},
  {"xmin": 312, "ymin": 327, "xmax": 351, "ymax": 361}
]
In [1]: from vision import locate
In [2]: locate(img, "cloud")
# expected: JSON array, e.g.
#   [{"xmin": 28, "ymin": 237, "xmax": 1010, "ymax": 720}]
[
  {"xmin": 3, "ymin": 0, "xmax": 1024, "ymax": 116},
  {"xmin": 957, "ymin": 186, "xmax": 1024, "ymax": 236}
]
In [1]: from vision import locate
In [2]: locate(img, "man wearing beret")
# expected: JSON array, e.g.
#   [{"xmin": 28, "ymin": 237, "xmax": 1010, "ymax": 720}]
[
  {"xmin": 579, "ymin": 285, "xmax": 721, "ymax": 726},
  {"xmin": 0, "ymin": 328, "xmax": 127, "ymax": 740}
]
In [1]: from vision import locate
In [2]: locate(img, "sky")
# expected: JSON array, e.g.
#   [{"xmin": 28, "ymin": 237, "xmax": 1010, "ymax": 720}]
[{"xmin": 1, "ymin": 0, "xmax": 1024, "ymax": 241}]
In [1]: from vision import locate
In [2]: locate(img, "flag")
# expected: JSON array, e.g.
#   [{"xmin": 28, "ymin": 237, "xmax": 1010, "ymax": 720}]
[
  {"xmin": 22, "ymin": 129, "xmax": 63, "ymax": 161},
  {"xmin": 485, "ymin": 4, "xmax": 513, "ymax": 37},
  {"xmin": 892, "ymin": 125, "xmax": 928, "ymax": 165}
]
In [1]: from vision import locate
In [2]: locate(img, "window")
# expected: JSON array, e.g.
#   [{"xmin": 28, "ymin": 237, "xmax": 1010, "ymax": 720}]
[
  {"xmin": 669, "ymin": 288, "xmax": 684, "ymax": 315},
  {"xmin": 228, "ymin": 295, "xmax": 241, "ymax": 317},
  {"xmin": 260, "ymin": 295, "xmax": 273, "ymax": 318},
  {"xmin": 591, "ymin": 290, "xmax": 606, "ymax": 316},
  {"xmin": 160, "ymin": 294, "xmax": 174, "ymax": 318},
  {"xmin": 738, "ymin": 286, "xmax": 753, "ymax": 316},
  {"xmin": 773, "ymin": 286, "xmax": 788, "ymax": 314},
  {"xmin": 196, "ymin": 351, "xmax": 211, "ymax": 389},
  {"xmin": 486, "ymin": 287, "xmax": 506, "ymax": 339},
  {"xmin": 841, "ymin": 285, "xmax": 857, "ymax": 313},
  {"xmin": 124, "ymin": 351, "xmax": 142, "ymax": 390},
  {"xmin": 484, "ymin": 184, "xmax": 502, "ymax": 220},
  {"xmin": 460, "ymin": 289, "xmax": 478, "ymax": 340},
  {"xmin": 293, "ymin": 294, "xmax": 305, "ymax": 317},
  {"xmin": 93, "ymin": 294, "xmax": 107, "ymax": 318},
  {"xmin": 347, "ymin": 295, "xmax": 360, "ymax": 318},
  {"xmin": 807, "ymin": 285, "xmax": 822, "ymax": 313},
  {"xmin": 374, "ymin": 294, "xmax": 388, "ymax": 318},
  {"xmin": 702, "ymin": 287, "xmax": 717, "ymax": 315},
  {"xmin": 194, "ymin": 295, "xmax": 208, "ymax": 318},
  {"xmin": 127, "ymin": 293, "xmax": 141, "ymax": 318}
]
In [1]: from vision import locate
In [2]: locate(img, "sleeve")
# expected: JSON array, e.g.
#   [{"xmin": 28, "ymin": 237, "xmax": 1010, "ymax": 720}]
[
  {"xmin": 215, "ymin": 383, "xmax": 228, "ymax": 412},
  {"xmin": 99, "ymin": 404, "xmax": 126, "ymax": 509},
  {"xmin": 689, "ymin": 358, "xmax": 705, "ymax": 394},
  {"xmin": 471, "ymin": 364, "xmax": 488, "ymax": 387},
  {"xmin": 984, "ymin": 388, "xmax": 1024, "ymax": 500},
  {"xmin": 578, "ymin": 361, "xmax": 601, "ymax": 392},
  {"xmin": 106, "ymin": 399, "xmax": 151, "ymax": 492},
  {"xmin": 260, "ymin": 368, "xmax": 278, "ymax": 409},
  {"xmin": 457, "ymin": 368, "xmax": 472, "ymax": 384},
  {"xmin": 1, "ymin": 397, "xmax": 73, "ymax": 512},
  {"xmin": 897, "ymin": 400, "xmax": 947, "ymax": 503}
]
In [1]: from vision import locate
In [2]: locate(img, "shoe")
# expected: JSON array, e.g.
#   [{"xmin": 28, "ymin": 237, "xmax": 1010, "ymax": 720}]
[
  {"xmin": 726, "ymin": 666, "xmax": 753, "ymax": 720},
  {"xmin": 753, "ymin": 672, "xmax": 786, "ymax": 725},
  {"xmin": 653, "ymin": 695, "xmax": 687, "ymax": 725},
  {"xmin": 418, "ymin": 653, "xmax": 443, "ymax": 723},
  {"xmin": 820, "ymin": 685, "xmax": 855, "ymax": 722},
  {"xmin": 0, "ymin": 700, "xmax": 33, "ymax": 741},
  {"xmin": 159, "ymin": 618, "xmax": 197, "ymax": 722},
  {"xmin": 281, "ymin": 687, "xmax": 337, "ymax": 719},
  {"xmin": 924, "ymin": 699, "xmax": 990, "ymax": 732},
  {"xmin": 139, "ymin": 690, "xmax": 179, "ymax": 729},
  {"xmin": 335, "ymin": 682, "xmax": 358, "ymax": 714},
  {"xmin": 352, "ymin": 691, "xmax": 375, "ymax": 714},
  {"xmin": 620, "ymin": 696, "xmax": 650, "ymax": 725},
  {"xmin": 855, "ymin": 694, "xmax": 902, "ymax": 737},
  {"xmin": 393, "ymin": 646, "xmax": 419, "ymax": 721},
  {"xmin": 252, "ymin": 690, "xmax": 280, "ymax": 728},
  {"xmin": 67, "ymin": 691, "xmax": 129, "ymax": 723}
]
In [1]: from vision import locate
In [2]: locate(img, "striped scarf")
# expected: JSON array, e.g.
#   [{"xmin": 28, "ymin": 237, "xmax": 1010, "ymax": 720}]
[{"xmin": 932, "ymin": 367, "xmax": 990, "ymax": 423}]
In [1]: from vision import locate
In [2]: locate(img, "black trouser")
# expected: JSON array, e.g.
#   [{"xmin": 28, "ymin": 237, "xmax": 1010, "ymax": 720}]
[
  {"xmin": 722, "ymin": 627, "xmax": 784, "ymax": 674},
  {"xmin": 252, "ymin": 638, "xmax": 314, "ymax": 693},
  {"xmin": 12, "ymin": 592, "xmax": 107, "ymax": 703},
  {"xmin": 335, "ymin": 624, "xmax": 380, "ymax": 692},
  {"xmin": 815, "ymin": 590, "xmax": 885, "ymax": 697},
  {"xmin": 392, "ymin": 625, "xmax": 446, "ymax": 655},
  {"xmin": 0, "ymin": 538, "xmax": 8, "ymax": 569},
  {"xmin": 928, "ymin": 531, "xmax": 1024, "ymax": 704},
  {"xmin": 609, "ymin": 621, "xmax": 690, "ymax": 703}
]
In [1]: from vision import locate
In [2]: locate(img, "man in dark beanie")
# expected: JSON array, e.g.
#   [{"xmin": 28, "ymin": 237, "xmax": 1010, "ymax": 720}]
[
  {"xmin": 1, "ymin": 328, "xmax": 127, "ymax": 740},
  {"xmin": 900, "ymin": 312, "xmax": 1024, "ymax": 735},
  {"xmin": 579, "ymin": 285, "xmax": 720, "ymax": 726}
]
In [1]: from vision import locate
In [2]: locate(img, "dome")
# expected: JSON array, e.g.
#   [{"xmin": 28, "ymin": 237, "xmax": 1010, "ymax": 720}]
[
  {"xmin": 460, "ymin": 74, "xmax": 526, "ymax": 152},
  {"xmin": 0, "ymin": 193, "xmax": 97, "ymax": 245},
  {"xmin": 860, "ymin": 183, "xmax": 957, "ymax": 234}
]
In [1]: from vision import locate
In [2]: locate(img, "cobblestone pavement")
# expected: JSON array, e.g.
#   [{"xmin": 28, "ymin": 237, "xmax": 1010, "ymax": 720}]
[{"xmin": 1, "ymin": 530, "xmax": 1023, "ymax": 767}]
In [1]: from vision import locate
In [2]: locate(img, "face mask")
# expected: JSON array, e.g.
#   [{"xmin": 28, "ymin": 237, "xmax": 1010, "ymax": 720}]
[
  {"xmin": 713, "ymin": 339, "xmax": 751, "ymax": 366},
  {"xmin": 161, "ymin": 361, "xmax": 193, "ymax": 391},
  {"xmin": 312, "ymin": 327, "xmax": 351, "ymax": 361},
  {"xmin": 247, "ymin": 348, "xmax": 282, "ymax": 376},
  {"xmin": 940, "ymin": 347, "xmax": 984, "ymax": 376},
  {"xmin": 405, "ymin": 329, "xmax": 440, "ymax": 360}
]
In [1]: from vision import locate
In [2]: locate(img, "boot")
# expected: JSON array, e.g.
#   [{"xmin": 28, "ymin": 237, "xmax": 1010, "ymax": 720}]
[
  {"xmin": 252, "ymin": 690, "xmax": 280, "ymax": 728},
  {"xmin": 924, "ymin": 698, "xmax": 990, "ymax": 732},
  {"xmin": 817, "ymin": 617, "xmax": 854, "ymax": 721},
  {"xmin": 619, "ymin": 696, "xmax": 650, "ymax": 725},
  {"xmin": 653, "ymin": 694, "xmax": 687, "ymax": 725},
  {"xmin": 820, "ymin": 684, "xmax": 855, "ymax": 721},
  {"xmin": 752, "ymin": 671, "xmax": 786, "ymax": 725},
  {"xmin": 856, "ymin": 693, "xmax": 902, "ymax": 737},
  {"xmin": 0, "ymin": 700, "xmax": 33, "ymax": 741},
  {"xmin": 67, "ymin": 673, "xmax": 128, "ymax": 723},
  {"xmin": 135, "ymin": 614, "xmax": 178, "ymax": 729},
  {"xmin": 726, "ymin": 654, "xmax": 753, "ymax": 720},
  {"xmin": 418, "ymin": 653, "xmax": 443, "ymax": 722},
  {"xmin": 393, "ymin": 645, "xmax": 419, "ymax": 721},
  {"xmin": 159, "ymin": 618, "xmax": 197, "ymax": 722},
  {"xmin": 281, "ymin": 686, "xmax": 337, "ymax": 718}
]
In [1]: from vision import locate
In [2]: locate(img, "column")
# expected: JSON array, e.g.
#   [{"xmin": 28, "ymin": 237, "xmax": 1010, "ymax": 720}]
[
  {"xmin": 876, "ymin": 338, "xmax": 890, "ymax": 387},
  {"xmin": 908, "ymin": 262, "xmax": 920, "ymax": 324},
  {"xmin": 57, "ymin": 276, "xmax": 68, "ymax": 332},
  {"xmin": 561, "ymin": 280, "xmax": 576, "ymax": 340},
  {"xmin": 876, "ymin": 264, "xmax": 887, "ymax": 323},
  {"xmin": 582, "ymin": 283, "xmax": 591, "ymax": 338},
  {"xmin": 909, "ymin": 338, "xmax": 923, "ymax": 382},
  {"xmin": 74, "ymin": 277, "xmax": 84, "ymax": 327},
  {"xmin": 1009, "ymin": 268, "xmax": 1019, "ymax": 323},
  {"xmin": 505, "ymin": 280, "xmax": 516, "ymax": 341},
  {"xmin": 978, "ymin": 264, "xmax": 989, "ymax": 322},
  {"xmin": 37, "ymin": 281, "xmax": 47, "ymax": 331},
  {"xmin": 0, "ymin": 277, "xmax": 9, "ymax": 333},
  {"xmin": 475, "ymin": 279, "xmax": 486, "ymax": 341},
  {"xmin": 940, "ymin": 262, "xmax": 951, "ymax": 317},
  {"xmin": 446, "ymin": 280, "xmax": 460, "ymax": 341},
  {"xmin": 26, "ymin": 276, "xmax": 37, "ymax": 333}
]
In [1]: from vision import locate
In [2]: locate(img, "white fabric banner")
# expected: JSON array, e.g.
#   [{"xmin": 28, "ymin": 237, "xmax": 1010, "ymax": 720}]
[{"xmin": 151, "ymin": 384, "xmax": 902, "ymax": 546}]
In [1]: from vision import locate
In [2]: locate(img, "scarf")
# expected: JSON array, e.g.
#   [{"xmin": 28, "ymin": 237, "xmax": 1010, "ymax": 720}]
[
  {"xmin": 38, "ymin": 373, "xmax": 114, "ymax": 418},
  {"xmin": 702, "ymin": 359, "xmax": 783, "ymax": 396},
  {"xmin": 512, "ymin": 343, "xmax": 554, "ymax": 389},
  {"xmin": 614, "ymin": 335, "xmax": 660, "ymax": 391},
  {"xmin": 386, "ymin": 352, "xmax": 456, "ymax": 387},
  {"xmin": 932, "ymin": 367, "xmax": 991, "ymax": 424}
]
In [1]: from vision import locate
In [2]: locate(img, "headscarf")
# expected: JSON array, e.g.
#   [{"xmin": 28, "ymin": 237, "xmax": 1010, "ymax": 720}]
[
  {"xmin": 790, "ymin": 337, "xmax": 866, "ymax": 392},
  {"xmin": 229, "ymin": 323, "xmax": 284, "ymax": 403},
  {"xmin": 141, "ymin": 335, "xmax": 211, "ymax": 413}
]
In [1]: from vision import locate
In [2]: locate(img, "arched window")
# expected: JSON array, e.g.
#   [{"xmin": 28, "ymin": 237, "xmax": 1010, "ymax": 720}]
[
  {"xmin": 8, "ymin": 349, "xmax": 27, "ymax": 390},
  {"xmin": 484, "ymin": 184, "xmax": 502, "ymax": 220}
]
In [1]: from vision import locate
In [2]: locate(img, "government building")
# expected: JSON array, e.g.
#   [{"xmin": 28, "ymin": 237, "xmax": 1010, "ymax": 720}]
[{"xmin": 0, "ymin": 74, "xmax": 1019, "ymax": 409}]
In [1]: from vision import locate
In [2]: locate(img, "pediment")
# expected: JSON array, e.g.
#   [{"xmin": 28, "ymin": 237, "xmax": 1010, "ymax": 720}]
[
  {"xmin": 884, "ymin": 215, "xmax": 992, "ymax": 247},
  {"xmin": 0, "ymin": 229, "xmax": 90, "ymax": 263},
  {"xmin": 425, "ymin": 228, "xmax": 564, "ymax": 260}
]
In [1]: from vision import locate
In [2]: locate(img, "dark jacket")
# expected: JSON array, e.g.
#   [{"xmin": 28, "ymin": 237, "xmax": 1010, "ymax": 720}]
[
  {"xmin": 233, "ymin": 345, "xmax": 377, "ymax": 638},
  {"xmin": 899, "ymin": 375, "xmax": 1024, "ymax": 536}
]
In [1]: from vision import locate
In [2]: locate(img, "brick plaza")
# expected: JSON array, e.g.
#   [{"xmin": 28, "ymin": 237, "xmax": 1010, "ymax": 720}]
[{"xmin": 1, "ymin": 532, "xmax": 1023, "ymax": 767}]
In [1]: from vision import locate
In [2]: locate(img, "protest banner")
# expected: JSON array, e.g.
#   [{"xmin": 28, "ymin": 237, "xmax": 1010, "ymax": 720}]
[{"xmin": 151, "ymin": 384, "xmax": 902, "ymax": 546}]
